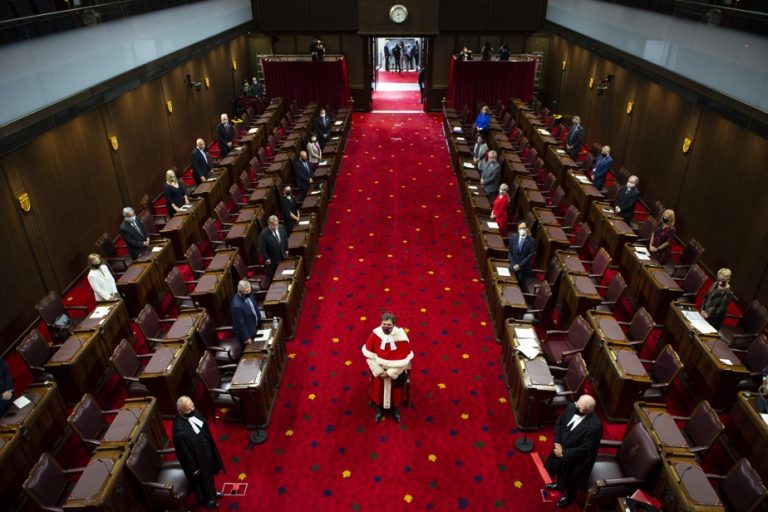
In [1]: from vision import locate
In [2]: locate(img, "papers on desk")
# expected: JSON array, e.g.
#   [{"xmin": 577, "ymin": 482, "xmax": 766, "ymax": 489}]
[
  {"xmin": 537, "ymin": 128, "xmax": 551, "ymax": 136},
  {"xmin": 310, "ymin": 189, "xmax": 321, "ymax": 195},
  {"xmin": 761, "ymin": 413, "xmax": 768, "ymax": 425},
  {"xmin": 281, "ymin": 269, "xmax": 295, "ymax": 276},
  {"xmin": 517, "ymin": 340, "xmax": 541, "ymax": 360},
  {"xmin": 334, "ymin": 120, "xmax": 343, "ymax": 126},
  {"xmin": 515, "ymin": 327, "xmax": 537, "ymax": 339},
  {"xmin": 462, "ymin": 162, "xmax": 475, "ymax": 169},
  {"xmin": 634, "ymin": 245, "xmax": 652, "ymax": 261},
  {"xmin": 556, "ymin": 149, "xmax": 566, "ymax": 155},
  {"xmin": 486, "ymin": 221, "xmax": 499, "ymax": 229},
  {"xmin": 318, "ymin": 160, "xmax": 329, "ymax": 167},
  {"xmin": 253, "ymin": 329, "xmax": 272, "ymax": 342},
  {"xmin": 151, "ymin": 246, "xmax": 162, "ymax": 252},
  {"xmin": 331, "ymin": 136, "xmax": 340, "ymax": 141},
  {"xmin": 91, "ymin": 306, "xmax": 110, "ymax": 319},
  {"xmin": 180, "ymin": 204, "xmax": 192, "ymax": 210},
  {"xmin": 575, "ymin": 175, "xmax": 592, "ymax": 184},
  {"xmin": 298, "ymin": 220, "xmax": 310, "ymax": 226},
  {"xmin": 497, "ymin": 266, "xmax": 511, "ymax": 277},
  {"xmin": 13, "ymin": 395, "xmax": 31, "ymax": 409},
  {"xmin": 248, "ymin": 127, "xmax": 259, "ymax": 134},
  {"xmin": 682, "ymin": 310, "xmax": 718, "ymax": 335},
  {"xmin": 602, "ymin": 207, "xmax": 614, "ymax": 213},
  {"xmin": 467, "ymin": 185, "xmax": 478, "ymax": 190},
  {"xmin": 719, "ymin": 358, "xmax": 735, "ymax": 366},
  {"xmin": 456, "ymin": 136, "xmax": 466, "ymax": 141},
  {"xmin": 452, "ymin": 126, "xmax": 462, "ymax": 133}
]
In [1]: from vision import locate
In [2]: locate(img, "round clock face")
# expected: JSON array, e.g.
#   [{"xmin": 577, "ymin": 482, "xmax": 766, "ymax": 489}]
[{"xmin": 389, "ymin": 4, "xmax": 408, "ymax": 24}]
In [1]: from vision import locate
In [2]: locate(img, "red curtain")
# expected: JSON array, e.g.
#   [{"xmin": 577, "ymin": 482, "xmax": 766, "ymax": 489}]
[
  {"xmin": 262, "ymin": 57, "xmax": 350, "ymax": 110},
  {"xmin": 446, "ymin": 56, "xmax": 536, "ymax": 110}
]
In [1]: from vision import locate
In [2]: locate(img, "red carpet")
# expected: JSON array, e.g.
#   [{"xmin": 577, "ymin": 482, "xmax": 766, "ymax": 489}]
[{"xmin": 373, "ymin": 71, "xmax": 422, "ymax": 111}]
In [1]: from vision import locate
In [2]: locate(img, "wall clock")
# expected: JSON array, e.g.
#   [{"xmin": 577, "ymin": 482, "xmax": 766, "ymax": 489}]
[{"xmin": 389, "ymin": 4, "xmax": 408, "ymax": 24}]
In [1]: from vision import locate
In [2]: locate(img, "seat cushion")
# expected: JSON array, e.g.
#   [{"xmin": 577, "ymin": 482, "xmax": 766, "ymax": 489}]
[
  {"xmin": 542, "ymin": 339, "xmax": 569, "ymax": 364},
  {"xmin": 148, "ymin": 467, "xmax": 190, "ymax": 510}
]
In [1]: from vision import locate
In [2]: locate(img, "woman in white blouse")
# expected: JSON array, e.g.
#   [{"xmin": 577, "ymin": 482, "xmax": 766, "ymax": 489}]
[
  {"xmin": 87, "ymin": 253, "xmax": 118, "ymax": 302},
  {"xmin": 306, "ymin": 132, "xmax": 322, "ymax": 171}
]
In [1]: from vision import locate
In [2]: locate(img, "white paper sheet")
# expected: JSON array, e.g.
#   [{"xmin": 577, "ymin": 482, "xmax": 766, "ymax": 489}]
[
  {"xmin": 253, "ymin": 329, "xmax": 272, "ymax": 342},
  {"xmin": 719, "ymin": 358, "xmax": 734, "ymax": 365},
  {"xmin": 463, "ymin": 162, "xmax": 475, "ymax": 169},
  {"xmin": 248, "ymin": 128, "xmax": 258, "ymax": 134},
  {"xmin": 514, "ymin": 327, "xmax": 537, "ymax": 339},
  {"xmin": 452, "ymin": 126, "xmax": 462, "ymax": 133},
  {"xmin": 319, "ymin": 160, "xmax": 329, "ymax": 167},
  {"xmin": 299, "ymin": 220, "xmax": 310, "ymax": 226},
  {"xmin": 518, "ymin": 344, "xmax": 541, "ymax": 360},
  {"xmin": 281, "ymin": 269, "xmax": 295, "ymax": 276},
  {"xmin": 13, "ymin": 396, "xmax": 31, "ymax": 409},
  {"xmin": 334, "ymin": 120, "xmax": 343, "ymax": 126},
  {"xmin": 682, "ymin": 310, "xmax": 718, "ymax": 335},
  {"xmin": 456, "ymin": 136, "xmax": 466, "ymax": 141},
  {"xmin": 497, "ymin": 267, "xmax": 511, "ymax": 277},
  {"xmin": 486, "ymin": 221, "xmax": 499, "ymax": 229},
  {"xmin": 152, "ymin": 246, "xmax": 162, "ymax": 252},
  {"xmin": 90, "ymin": 306, "xmax": 110, "ymax": 319},
  {"xmin": 761, "ymin": 413, "xmax": 768, "ymax": 425},
  {"xmin": 467, "ymin": 185, "xmax": 478, "ymax": 190}
]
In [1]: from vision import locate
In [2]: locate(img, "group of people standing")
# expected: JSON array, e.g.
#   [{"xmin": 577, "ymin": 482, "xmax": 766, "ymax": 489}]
[{"xmin": 383, "ymin": 40, "xmax": 419, "ymax": 72}]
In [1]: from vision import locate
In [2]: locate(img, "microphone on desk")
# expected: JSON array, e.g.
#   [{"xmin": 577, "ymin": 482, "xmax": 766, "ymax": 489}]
[
  {"xmin": 94, "ymin": 457, "xmax": 114, "ymax": 476},
  {"xmin": 677, "ymin": 463, "xmax": 694, "ymax": 485}
]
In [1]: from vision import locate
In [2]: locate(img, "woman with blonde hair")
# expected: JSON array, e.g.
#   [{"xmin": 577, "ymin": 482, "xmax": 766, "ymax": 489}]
[
  {"xmin": 701, "ymin": 268, "xmax": 735, "ymax": 331},
  {"xmin": 649, "ymin": 209, "xmax": 675, "ymax": 264},
  {"xmin": 86, "ymin": 253, "xmax": 118, "ymax": 302},
  {"xmin": 163, "ymin": 169, "xmax": 189, "ymax": 216}
]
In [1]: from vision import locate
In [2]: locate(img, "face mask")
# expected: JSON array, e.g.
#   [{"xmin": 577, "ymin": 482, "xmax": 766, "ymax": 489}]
[
  {"xmin": 92, "ymin": 262, "xmax": 101, "ymax": 269},
  {"xmin": 626, "ymin": 182, "xmax": 635, "ymax": 189},
  {"xmin": 311, "ymin": 137, "xmax": 317, "ymax": 142},
  {"xmin": 382, "ymin": 326, "xmax": 393, "ymax": 335},
  {"xmin": 183, "ymin": 410, "xmax": 195, "ymax": 418},
  {"xmin": 574, "ymin": 409, "xmax": 586, "ymax": 416},
  {"xmin": 663, "ymin": 216, "xmax": 671, "ymax": 223},
  {"xmin": 126, "ymin": 216, "xmax": 136, "ymax": 223},
  {"xmin": 519, "ymin": 230, "xmax": 526, "ymax": 237},
  {"xmin": 320, "ymin": 113, "xmax": 326, "ymax": 118},
  {"xmin": 718, "ymin": 280, "xmax": 727, "ymax": 287}
]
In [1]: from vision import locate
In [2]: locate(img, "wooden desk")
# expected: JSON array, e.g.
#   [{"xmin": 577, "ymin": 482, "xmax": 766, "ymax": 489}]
[
  {"xmin": 519, "ymin": 111, "xmax": 543, "ymax": 136},
  {"xmin": 136, "ymin": 238, "xmax": 175, "ymax": 286},
  {"xmin": 592, "ymin": 343, "xmax": 651, "ymax": 421},
  {"xmin": 45, "ymin": 330, "xmax": 108, "ymax": 403},
  {"xmin": 477, "ymin": 230, "xmax": 507, "ymax": 268},
  {"xmin": 248, "ymin": 185, "xmax": 278, "ymax": 217},
  {"xmin": 0, "ymin": 381, "xmax": 66, "ymax": 459},
  {"xmin": 234, "ymin": 204, "xmax": 266, "ymax": 227},
  {"xmin": 586, "ymin": 310, "xmax": 630, "ymax": 364},
  {"xmin": 191, "ymin": 271, "xmax": 235, "ymax": 326},
  {"xmin": 545, "ymin": 145, "xmax": 578, "ymax": 183},
  {"xmin": 272, "ymin": 257, "xmax": 306, "ymax": 297},
  {"xmin": 654, "ymin": 457, "xmax": 724, "ymax": 512},
  {"xmin": 287, "ymin": 226, "xmax": 316, "ymax": 276},
  {"xmin": 639, "ymin": 266, "xmax": 683, "ymax": 322},
  {"xmin": 470, "ymin": 193, "xmax": 492, "ymax": 216},
  {"xmin": 532, "ymin": 206, "xmax": 560, "ymax": 228},
  {"xmin": 219, "ymin": 145, "xmax": 249, "ymax": 185},
  {"xmin": 662, "ymin": 301, "xmax": 720, "ymax": 353},
  {"xmin": 537, "ymin": 224, "xmax": 571, "ymax": 272},
  {"xmin": 74, "ymin": 300, "xmax": 131, "ymax": 351},
  {"xmin": 518, "ymin": 187, "xmax": 548, "ymax": 215},
  {"xmin": 602, "ymin": 217, "xmax": 638, "ymax": 261},
  {"xmin": 230, "ymin": 353, "xmax": 278, "ymax": 429},
  {"xmin": 225, "ymin": 221, "xmax": 258, "ymax": 265},
  {"xmin": 569, "ymin": 177, "xmax": 604, "ymax": 222},
  {"xmin": 725, "ymin": 391, "xmax": 768, "ymax": 482},
  {"xmin": 174, "ymin": 198, "xmax": 207, "ymax": 245},
  {"xmin": 555, "ymin": 250, "xmax": 588, "ymax": 275},
  {"xmin": 630, "ymin": 402, "xmax": 694, "ymax": 459},
  {"xmin": 63, "ymin": 448, "xmax": 136, "ymax": 511},
  {"xmin": 501, "ymin": 321, "xmax": 556, "ymax": 430},
  {"xmin": 483, "ymin": 258, "xmax": 517, "ymax": 302},
  {"xmin": 620, "ymin": 243, "xmax": 662, "ymax": 300},
  {"xmin": 159, "ymin": 212, "xmax": 197, "ymax": 263},
  {"xmin": 263, "ymin": 280, "xmax": 300, "ymax": 340},
  {"xmin": 117, "ymin": 261, "xmax": 162, "ymax": 316},
  {"xmin": 490, "ymin": 281, "xmax": 528, "ymax": 340},
  {"xmin": 243, "ymin": 318, "xmax": 287, "ymax": 380},
  {"xmin": 680, "ymin": 335, "xmax": 749, "ymax": 410},
  {"xmin": 530, "ymin": 127, "xmax": 557, "ymax": 156},
  {"xmin": 189, "ymin": 172, "xmax": 226, "ymax": 213},
  {"xmin": 99, "ymin": 397, "xmax": 165, "ymax": 451},
  {"xmin": 557, "ymin": 273, "xmax": 602, "ymax": 327},
  {"xmin": 139, "ymin": 341, "xmax": 197, "ymax": 415},
  {"xmin": 588, "ymin": 200, "xmax": 620, "ymax": 246},
  {"xmin": 301, "ymin": 189, "xmax": 326, "ymax": 233},
  {"xmin": 0, "ymin": 429, "xmax": 33, "ymax": 507}
]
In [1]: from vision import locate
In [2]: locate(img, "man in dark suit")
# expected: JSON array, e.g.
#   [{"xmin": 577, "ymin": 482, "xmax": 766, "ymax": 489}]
[
  {"xmin": 248, "ymin": 77, "xmax": 264, "ymax": 97},
  {"xmin": 173, "ymin": 396, "xmax": 224, "ymax": 509},
  {"xmin": 479, "ymin": 150, "xmax": 501, "ymax": 204},
  {"xmin": 280, "ymin": 185, "xmax": 300, "ymax": 235},
  {"xmin": 613, "ymin": 175, "xmax": 639, "ymax": 224},
  {"xmin": 216, "ymin": 113, "xmax": 235, "ymax": 157},
  {"xmin": 258, "ymin": 215, "xmax": 288, "ymax": 279},
  {"xmin": 119, "ymin": 207, "xmax": 149, "ymax": 259},
  {"xmin": 418, "ymin": 65, "xmax": 426, "ymax": 103},
  {"xmin": 314, "ymin": 109, "xmax": 331, "ymax": 148},
  {"xmin": 508, "ymin": 221, "xmax": 536, "ymax": 285},
  {"xmin": 544, "ymin": 395, "xmax": 602, "ymax": 508},
  {"xmin": 591, "ymin": 145, "xmax": 613, "ymax": 191},
  {"xmin": 230, "ymin": 280, "xmax": 262, "ymax": 347},
  {"xmin": 392, "ymin": 43, "xmax": 401, "ymax": 72},
  {"xmin": 383, "ymin": 44, "xmax": 391, "ymax": 71},
  {"xmin": 0, "ymin": 358, "xmax": 13, "ymax": 416},
  {"xmin": 191, "ymin": 138, "xmax": 211, "ymax": 185},
  {"xmin": 565, "ymin": 115, "xmax": 584, "ymax": 160},
  {"xmin": 293, "ymin": 150, "xmax": 312, "ymax": 201}
]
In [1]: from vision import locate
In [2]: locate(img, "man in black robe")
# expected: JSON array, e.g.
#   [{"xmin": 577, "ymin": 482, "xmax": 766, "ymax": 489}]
[
  {"xmin": 172, "ymin": 396, "xmax": 224, "ymax": 509},
  {"xmin": 544, "ymin": 394, "xmax": 602, "ymax": 508}
]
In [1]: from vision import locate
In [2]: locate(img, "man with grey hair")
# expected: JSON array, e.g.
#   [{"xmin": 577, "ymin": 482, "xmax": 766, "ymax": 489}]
[
  {"xmin": 172, "ymin": 396, "xmax": 223, "ymax": 509},
  {"xmin": 230, "ymin": 279, "xmax": 262, "ymax": 347},
  {"xmin": 565, "ymin": 115, "xmax": 584, "ymax": 159},
  {"xmin": 258, "ymin": 214, "xmax": 288, "ymax": 279},
  {"xmin": 191, "ymin": 138, "xmax": 212, "ymax": 185},
  {"xmin": 478, "ymin": 150, "xmax": 501, "ymax": 203},
  {"xmin": 118, "ymin": 206, "xmax": 149, "ymax": 259},
  {"xmin": 544, "ymin": 394, "xmax": 602, "ymax": 508},
  {"xmin": 613, "ymin": 175, "xmax": 639, "ymax": 224},
  {"xmin": 216, "ymin": 113, "xmax": 235, "ymax": 157}
]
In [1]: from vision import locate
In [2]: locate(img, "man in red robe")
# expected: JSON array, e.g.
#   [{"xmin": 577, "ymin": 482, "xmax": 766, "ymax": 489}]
[{"xmin": 361, "ymin": 312, "xmax": 413, "ymax": 423}]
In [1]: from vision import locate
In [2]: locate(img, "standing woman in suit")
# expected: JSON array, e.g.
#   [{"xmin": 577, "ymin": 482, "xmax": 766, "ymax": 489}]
[
  {"xmin": 474, "ymin": 105, "xmax": 491, "ymax": 140},
  {"xmin": 164, "ymin": 169, "xmax": 190, "ymax": 216},
  {"xmin": 491, "ymin": 183, "xmax": 510, "ymax": 237},
  {"xmin": 472, "ymin": 134, "xmax": 488, "ymax": 165},
  {"xmin": 306, "ymin": 133, "xmax": 322, "ymax": 172},
  {"xmin": 87, "ymin": 253, "xmax": 118, "ymax": 302},
  {"xmin": 649, "ymin": 209, "xmax": 676, "ymax": 264}
]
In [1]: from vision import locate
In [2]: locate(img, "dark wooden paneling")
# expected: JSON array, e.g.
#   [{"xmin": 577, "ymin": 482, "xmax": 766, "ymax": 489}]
[
  {"xmin": 488, "ymin": 0, "xmax": 544, "ymax": 31},
  {"xmin": 438, "ymin": 0, "xmax": 490, "ymax": 32},
  {"xmin": 103, "ymin": 80, "xmax": 176, "ymax": 208},
  {"xmin": 310, "ymin": 0, "xmax": 359, "ymax": 31},
  {"xmin": 257, "ymin": 0, "xmax": 313, "ymax": 32},
  {"xmin": 358, "ymin": 0, "xmax": 439, "ymax": 35}
]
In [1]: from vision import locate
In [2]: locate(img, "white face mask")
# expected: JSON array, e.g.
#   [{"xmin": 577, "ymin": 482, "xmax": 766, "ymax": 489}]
[
  {"xmin": 519, "ymin": 229, "xmax": 526, "ymax": 237},
  {"xmin": 627, "ymin": 182, "xmax": 635, "ymax": 189}
]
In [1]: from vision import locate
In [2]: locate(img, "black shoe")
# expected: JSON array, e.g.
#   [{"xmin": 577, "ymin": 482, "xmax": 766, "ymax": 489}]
[
  {"xmin": 556, "ymin": 494, "xmax": 574, "ymax": 508},
  {"xmin": 393, "ymin": 409, "xmax": 401, "ymax": 423},
  {"xmin": 545, "ymin": 482, "xmax": 561, "ymax": 490},
  {"xmin": 216, "ymin": 492, "xmax": 223, "ymax": 498},
  {"xmin": 375, "ymin": 408, "xmax": 383, "ymax": 423},
  {"xmin": 203, "ymin": 501, "xmax": 219, "ymax": 509}
]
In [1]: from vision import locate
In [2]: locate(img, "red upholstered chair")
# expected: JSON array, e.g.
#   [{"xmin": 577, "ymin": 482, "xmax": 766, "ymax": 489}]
[
  {"xmin": 196, "ymin": 351, "xmax": 239, "ymax": 421},
  {"xmin": 616, "ymin": 307, "xmax": 657, "ymax": 351},
  {"xmin": 677, "ymin": 264, "xmax": 709, "ymax": 303},
  {"xmin": 555, "ymin": 205, "xmax": 580, "ymax": 232},
  {"xmin": 581, "ymin": 248, "xmax": 614, "ymax": 284},
  {"xmin": 198, "ymin": 311, "xmax": 243, "ymax": 365},
  {"xmin": 134, "ymin": 304, "xmax": 192, "ymax": 351},
  {"xmin": 670, "ymin": 400, "xmax": 724, "ymax": 457},
  {"xmin": 35, "ymin": 291, "xmax": 88, "ymax": 340},
  {"xmin": 568, "ymin": 222, "xmax": 592, "ymax": 254},
  {"xmin": 202, "ymin": 218, "xmax": 231, "ymax": 251},
  {"xmin": 721, "ymin": 300, "xmax": 768, "ymax": 350},
  {"xmin": 213, "ymin": 201, "xmax": 234, "ymax": 229},
  {"xmin": 734, "ymin": 334, "xmax": 768, "ymax": 390},
  {"xmin": 23, "ymin": 453, "xmax": 86, "ymax": 511},
  {"xmin": 639, "ymin": 345, "xmax": 684, "ymax": 404},
  {"xmin": 109, "ymin": 338, "xmax": 151, "ymax": 397},
  {"xmin": 540, "ymin": 315, "xmax": 594, "ymax": 365},
  {"xmin": 164, "ymin": 267, "xmax": 199, "ymax": 311},
  {"xmin": 521, "ymin": 281, "xmax": 553, "ymax": 324},
  {"xmin": 584, "ymin": 423, "xmax": 662, "ymax": 508},
  {"xmin": 126, "ymin": 432, "xmax": 191, "ymax": 511},
  {"xmin": 547, "ymin": 353, "xmax": 589, "ymax": 412},
  {"xmin": 184, "ymin": 243, "xmax": 213, "ymax": 277},
  {"xmin": 594, "ymin": 272, "xmax": 628, "ymax": 312},
  {"xmin": 229, "ymin": 183, "xmax": 250, "ymax": 209},
  {"xmin": 67, "ymin": 393, "xmax": 120, "ymax": 452},
  {"xmin": 94, "ymin": 232, "xmax": 132, "ymax": 274},
  {"xmin": 16, "ymin": 329, "xmax": 58, "ymax": 381},
  {"xmin": 707, "ymin": 459, "xmax": 767, "ymax": 512},
  {"xmin": 665, "ymin": 238, "xmax": 705, "ymax": 277}
]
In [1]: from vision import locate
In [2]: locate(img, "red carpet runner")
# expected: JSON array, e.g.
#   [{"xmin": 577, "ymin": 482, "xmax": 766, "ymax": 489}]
[{"xmin": 211, "ymin": 112, "xmax": 559, "ymax": 511}]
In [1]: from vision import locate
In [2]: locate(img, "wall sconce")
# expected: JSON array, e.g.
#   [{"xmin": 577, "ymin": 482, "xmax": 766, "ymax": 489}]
[
  {"xmin": 232, "ymin": 59, "xmax": 237, "ymax": 71},
  {"xmin": 561, "ymin": 60, "xmax": 567, "ymax": 71},
  {"xmin": 626, "ymin": 101, "xmax": 634, "ymax": 115},
  {"xmin": 108, "ymin": 134, "xmax": 119, "ymax": 151},
  {"xmin": 588, "ymin": 77, "xmax": 594, "ymax": 89},
  {"xmin": 166, "ymin": 100, "xmax": 173, "ymax": 113},
  {"xmin": 204, "ymin": 76, "xmax": 210, "ymax": 88},
  {"xmin": 682, "ymin": 136, "xmax": 693, "ymax": 154},
  {"xmin": 16, "ymin": 191, "xmax": 31, "ymax": 212},
  {"xmin": 185, "ymin": 74, "xmax": 202, "ymax": 90}
]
